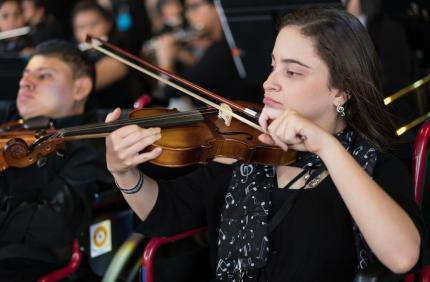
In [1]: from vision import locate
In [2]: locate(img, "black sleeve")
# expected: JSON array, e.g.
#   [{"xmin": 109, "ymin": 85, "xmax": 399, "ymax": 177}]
[
  {"xmin": 138, "ymin": 162, "xmax": 234, "ymax": 236},
  {"xmin": 373, "ymin": 153, "xmax": 429, "ymax": 268}
]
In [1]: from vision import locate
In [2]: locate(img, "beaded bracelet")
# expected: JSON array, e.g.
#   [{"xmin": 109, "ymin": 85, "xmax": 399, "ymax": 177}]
[{"xmin": 114, "ymin": 171, "xmax": 144, "ymax": 194}]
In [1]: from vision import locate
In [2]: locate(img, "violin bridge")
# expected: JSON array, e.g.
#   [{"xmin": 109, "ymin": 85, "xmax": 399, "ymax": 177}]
[{"xmin": 218, "ymin": 103, "xmax": 233, "ymax": 127}]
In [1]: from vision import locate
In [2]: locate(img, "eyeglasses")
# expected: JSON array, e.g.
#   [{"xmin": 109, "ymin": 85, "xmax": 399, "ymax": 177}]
[{"xmin": 184, "ymin": 2, "xmax": 208, "ymax": 12}]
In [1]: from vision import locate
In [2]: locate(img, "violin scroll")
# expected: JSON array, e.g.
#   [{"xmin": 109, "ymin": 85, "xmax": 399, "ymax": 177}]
[{"xmin": 0, "ymin": 132, "xmax": 65, "ymax": 171}]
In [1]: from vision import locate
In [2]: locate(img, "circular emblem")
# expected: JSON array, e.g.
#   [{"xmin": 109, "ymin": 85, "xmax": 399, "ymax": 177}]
[{"xmin": 93, "ymin": 226, "xmax": 108, "ymax": 248}]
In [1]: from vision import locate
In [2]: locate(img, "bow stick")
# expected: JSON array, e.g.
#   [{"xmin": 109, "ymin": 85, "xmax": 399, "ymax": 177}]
[{"xmin": 86, "ymin": 35, "xmax": 263, "ymax": 132}]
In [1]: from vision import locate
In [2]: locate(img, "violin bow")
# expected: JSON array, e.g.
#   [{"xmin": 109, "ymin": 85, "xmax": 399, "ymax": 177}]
[{"xmin": 86, "ymin": 35, "xmax": 263, "ymax": 132}]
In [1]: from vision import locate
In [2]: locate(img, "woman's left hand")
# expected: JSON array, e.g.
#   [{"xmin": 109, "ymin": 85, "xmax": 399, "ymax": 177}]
[{"xmin": 258, "ymin": 108, "xmax": 334, "ymax": 154}]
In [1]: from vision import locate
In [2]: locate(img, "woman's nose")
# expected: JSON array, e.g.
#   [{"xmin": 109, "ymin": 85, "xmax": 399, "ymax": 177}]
[{"xmin": 263, "ymin": 73, "xmax": 281, "ymax": 93}]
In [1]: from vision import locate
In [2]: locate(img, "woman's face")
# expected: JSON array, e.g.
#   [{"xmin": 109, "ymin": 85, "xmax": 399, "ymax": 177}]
[
  {"xmin": 21, "ymin": 0, "xmax": 36, "ymax": 23},
  {"xmin": 185, "ymin": 0, "xmax": 217, "ymax": 33},
  {"xmin": 262, "ymin": 26, "xmax": 342, "ymax": 129},
  {"xmin": 161, "ymin": 0, "xmax": 183, "ymax": 27},
  {"xmin": 73, "ymin": 10, "xmax": 111, "ymax": 43},
  {"xmin": 0, "ymin": 1, "xmax": 24, "ymax": 31}
]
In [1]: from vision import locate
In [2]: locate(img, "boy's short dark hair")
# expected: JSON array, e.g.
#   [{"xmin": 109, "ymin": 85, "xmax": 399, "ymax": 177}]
[{"xmin": 31, "ymin": 39, "xmax": 96, "ymax": 89}]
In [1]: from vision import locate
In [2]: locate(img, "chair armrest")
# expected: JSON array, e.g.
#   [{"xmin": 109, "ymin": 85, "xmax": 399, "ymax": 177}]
[
  {"xmin": 38, "ymin": 240, "xmax": 83, "ymax": 282},
  {"xmin": 141, "ymin": 227, "xmax": 207, "ymax": 282},
  {"xmin": 419, "ymin": 265, "xmax": 430, "ymax": 282},
  {"xmin": 412, "ymin": 120, "xmax": 430, "ymax": 205}
]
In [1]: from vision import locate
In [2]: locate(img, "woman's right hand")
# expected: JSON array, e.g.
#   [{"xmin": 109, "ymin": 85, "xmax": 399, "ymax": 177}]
[{"xmin": 105, "ymin": 108, "xmax": 163, "ymax": 175}]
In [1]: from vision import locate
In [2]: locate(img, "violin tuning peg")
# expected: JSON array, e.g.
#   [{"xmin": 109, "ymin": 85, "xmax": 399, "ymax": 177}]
[
  {"xmin": 56, "ymin": 149, "xmax": 66, "ymax": 159},
  {"xmin": 37, "ymin": 155, "xmax": 47, "ymax": 168}
]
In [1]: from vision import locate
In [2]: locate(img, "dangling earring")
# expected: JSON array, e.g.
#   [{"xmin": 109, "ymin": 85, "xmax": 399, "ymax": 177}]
[{"xmin": 336, "ymin": 103, "xmax": 345, "ymax": 117}]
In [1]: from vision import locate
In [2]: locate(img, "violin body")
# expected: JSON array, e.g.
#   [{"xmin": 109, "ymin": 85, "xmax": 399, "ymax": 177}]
[{"xmin": 129, "ymin": 108, "xmax": 297, "ymax": 167}]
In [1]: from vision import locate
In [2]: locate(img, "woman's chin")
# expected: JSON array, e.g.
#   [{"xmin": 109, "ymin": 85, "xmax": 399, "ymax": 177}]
[{"xmin": 262, "ymin": 106, "xmax": 284, "ymax": 118}]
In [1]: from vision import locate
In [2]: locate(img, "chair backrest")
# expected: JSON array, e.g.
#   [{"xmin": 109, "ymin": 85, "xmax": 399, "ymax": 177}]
[
  {"xmin": 412, "ymin": 120, "xmax": 430, "ymax": 205},
  {"xmin": 408, "ymin": 120, "xmax": 430, "ymax": 281}
]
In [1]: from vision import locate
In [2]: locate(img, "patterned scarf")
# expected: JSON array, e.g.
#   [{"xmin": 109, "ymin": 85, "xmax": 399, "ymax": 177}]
[{"xmin": 216, "ymin": 128, "xmax": 378, "ymax": 281}]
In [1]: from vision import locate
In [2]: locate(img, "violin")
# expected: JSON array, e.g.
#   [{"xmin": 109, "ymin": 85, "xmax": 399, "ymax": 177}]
[
  {"xmin": 0, "ymin": 106, "xmax": 296, "ymax": 171},
  {"xmin": 0, "ymin": 36, "xmax": 297, "ymax": 171}
]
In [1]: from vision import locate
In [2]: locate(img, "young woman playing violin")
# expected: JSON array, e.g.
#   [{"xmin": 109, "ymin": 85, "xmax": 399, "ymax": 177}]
[{"xmin": 105, "ymin": 7, "xmax": 427, "ymax": 281}]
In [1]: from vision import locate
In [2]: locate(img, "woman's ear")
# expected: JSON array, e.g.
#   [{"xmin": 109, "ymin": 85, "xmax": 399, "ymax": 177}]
[
  {"xmin": 332, "ymin": 89, "xmax": 351, "ymax": 107},
  {"xmin": 73, "ymin": 76, "xmax": 93, "ymax": 102}
]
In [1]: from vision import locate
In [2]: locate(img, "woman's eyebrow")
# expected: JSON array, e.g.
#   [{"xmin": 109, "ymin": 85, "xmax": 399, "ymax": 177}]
[{"xmin": 280, "ymin": 58, "xmax": 311, "ymax": 69}]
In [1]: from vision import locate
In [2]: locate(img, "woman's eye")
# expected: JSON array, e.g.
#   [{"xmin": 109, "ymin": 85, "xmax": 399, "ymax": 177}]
[{"xmin": 286, "ymin": 70, "xmax": 299, "ymax": 77}]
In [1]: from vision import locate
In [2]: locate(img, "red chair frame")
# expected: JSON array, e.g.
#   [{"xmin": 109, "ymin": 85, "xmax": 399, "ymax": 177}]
[
  {"xmin": 141, "ymin": 227, "xmax": 208, "ymax": 282},
  {"xmin": 407, "ymin": 120, "xmax": 430, "ymax": 282},
  {"xmin": 413, "ymin": 120, "xmax": 430, "ymax": 205},
  {"xmin": 37, "ymin": 239, "xmax": 83, "ymax": 282}
]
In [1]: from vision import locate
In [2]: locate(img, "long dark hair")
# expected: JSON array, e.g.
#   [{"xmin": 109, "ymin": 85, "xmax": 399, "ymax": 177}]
[{"xmin": 279, "ymin": 6, "xmax": 397, "ymax": 151}]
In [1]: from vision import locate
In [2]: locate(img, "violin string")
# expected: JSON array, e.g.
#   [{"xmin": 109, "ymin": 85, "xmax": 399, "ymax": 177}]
[
  {"xmin": 52, "ymin": 107, "xmax": 232, "ymax": 138},
  {"xmin": 52, "ymin": 109, "xmax": 207, "ymax": 137}
]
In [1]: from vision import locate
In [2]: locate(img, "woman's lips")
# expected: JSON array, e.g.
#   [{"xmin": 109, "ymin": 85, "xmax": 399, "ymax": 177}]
[{"xmin": 263, "ymin": 96, "xmax": 282, "ymax": 107}]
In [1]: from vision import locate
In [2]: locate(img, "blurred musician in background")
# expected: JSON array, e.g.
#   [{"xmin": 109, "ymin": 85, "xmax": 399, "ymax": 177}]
[
  {"xmin": 151, "ymin": 0, "xmax": 259, "ymax": 110},
  {"xmin": 21, "ymin": 0, "xmax": 63, "ymax": 47},
  {"xmin": 72, "ymin": 1, "xmax": 140, "ymax": 109},
  {"xmin": 0, "ymin": 40, "xmax": 112, "ymax": 281},
  {"xmin": 0, "ymin": 0, "xmax": 30, "ymax": 56}
]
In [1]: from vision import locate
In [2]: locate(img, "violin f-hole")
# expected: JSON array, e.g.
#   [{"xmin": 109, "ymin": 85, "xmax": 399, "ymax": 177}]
[{"xmin": 214, "ymin": 127, "xmax": 254, "ymax": 140}]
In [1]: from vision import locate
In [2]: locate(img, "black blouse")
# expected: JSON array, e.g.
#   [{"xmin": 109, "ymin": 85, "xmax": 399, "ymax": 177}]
[{"xmin": 139, "ymin": 153, "xmax": 427, "ymax": 281}]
